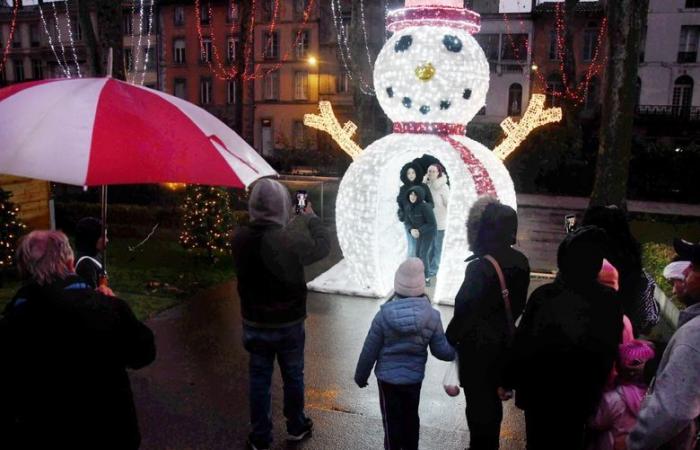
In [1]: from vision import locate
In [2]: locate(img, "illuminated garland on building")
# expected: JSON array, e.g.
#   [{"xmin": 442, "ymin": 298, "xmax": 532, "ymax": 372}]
[
  {"xmin": 131, "ymin": 0, "xmax": 145, "ymax": 83},
  {"xmin": 51, "ymin": 1, "xmax": 71, "ymax": 76},
  {"xmin": 0, "ymin": 0, "xmax": 19, "ymax": 75},
  {"xmin": 63, "ymin": 0, "xmax": 82, "ymax": 78},
  {"xmin": 194, "ymin": 0, "xmax": 241, "ymax": 80},
  {"xmin": 331, "ymin": 0, "xmax": 375, "ymax": 95},
  {"xmin": 139, "ymin": 0, "xmax": 155, "ymax": 86},
  {"xmin": 38, "ymin": 3, "xmax": 71, "ymax": 77}
]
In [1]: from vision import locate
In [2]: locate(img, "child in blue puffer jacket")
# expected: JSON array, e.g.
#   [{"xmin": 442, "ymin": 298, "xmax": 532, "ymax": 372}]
[{"xmin": 355, "ymin": 257, "xmax": 455, "ymax": 450}]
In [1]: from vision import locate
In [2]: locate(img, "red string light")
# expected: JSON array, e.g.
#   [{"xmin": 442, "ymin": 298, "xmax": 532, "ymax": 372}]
[
  {"xmin": 194, "ymin": 0, "xmax": 241, "ymax": 80},
  {"xmin": 0, "ymin": 1, "xmax": 20, "ymax": 75}
]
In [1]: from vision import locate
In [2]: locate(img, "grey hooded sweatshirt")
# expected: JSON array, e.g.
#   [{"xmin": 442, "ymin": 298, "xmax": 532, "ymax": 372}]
[
  {"xmin": 231, "ymin": 178, "xmax": 330, "ymax": 327},
  {"xmin": 628, "ymin": 302, "xmax": 700, "ymax": 450}
]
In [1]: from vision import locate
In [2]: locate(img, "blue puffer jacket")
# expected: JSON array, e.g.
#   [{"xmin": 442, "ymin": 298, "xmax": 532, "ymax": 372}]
[{"xmin": 355, "ymin": 296, "xmax": 455, "ymax": 386}]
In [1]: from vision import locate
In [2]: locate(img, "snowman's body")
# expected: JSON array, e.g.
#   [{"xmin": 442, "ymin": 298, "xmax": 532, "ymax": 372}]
[{"xmin": 334, "ymin": 21, "xmax": 518, "ymax": 304}]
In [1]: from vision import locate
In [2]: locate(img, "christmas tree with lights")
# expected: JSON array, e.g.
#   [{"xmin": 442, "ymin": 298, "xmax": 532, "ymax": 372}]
[
  {"xmin": 179, "ymin": 185, "xmax": 235, "ymax": 258},
  {"xmin": 0, "ymin": 187, "xmax": 27, "ymax": 276}
]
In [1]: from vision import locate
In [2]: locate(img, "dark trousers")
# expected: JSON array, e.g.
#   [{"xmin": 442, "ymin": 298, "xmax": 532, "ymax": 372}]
[
  {"xmin": 242, "ymin": 322, "xmax": 307, "ymax": 446},
  {"xmin": 415, "ymin": 233, "xmax": 434, "ymax": 279},
  {"xmin": 463, "ymin": 380, "xmax": 503, "ymax": 450},
  {"xmin": 378, "ymin": 380, "xmax": 422, "ymax": 450},
  {"xmin": 524, "ymin": 409, "xmax": 585, "ymax": 450}
]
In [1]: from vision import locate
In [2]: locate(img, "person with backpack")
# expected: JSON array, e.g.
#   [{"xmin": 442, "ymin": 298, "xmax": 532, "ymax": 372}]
[
  {"xmin": 445, "ymin": 197, "xmax": 530, "ymax": 450},
  {"xmin": 354, "ymin": 257, "xmax": 455, "ymax": 450}
]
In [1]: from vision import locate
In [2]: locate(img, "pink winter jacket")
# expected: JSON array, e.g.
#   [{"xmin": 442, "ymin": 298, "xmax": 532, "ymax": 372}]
[{"xmin": 589, "ymin": 384, "xmax": 647, "ymax": 450}]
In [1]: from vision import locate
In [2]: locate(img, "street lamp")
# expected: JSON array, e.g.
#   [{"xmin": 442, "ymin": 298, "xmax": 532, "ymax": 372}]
[{"xmin": 307, "ymin": 55, "xmax": 321, "ymax": 151}]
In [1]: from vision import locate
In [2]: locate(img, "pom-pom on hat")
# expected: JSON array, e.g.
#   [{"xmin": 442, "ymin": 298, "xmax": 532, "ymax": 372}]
[
  {"xmin": 394, "ymin": 257, "xmax": 426, "ymax": 297},
  {"xmin": 618, "ymin": 340, "xmax": 655, "ymax": 370},
  {"xmin": 387, "ymin": 0, "xmax": 481, "ymax": 34}
]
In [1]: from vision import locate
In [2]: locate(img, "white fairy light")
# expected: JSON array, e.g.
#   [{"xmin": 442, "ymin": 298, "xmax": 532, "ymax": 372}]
[
  {"xmin": 38, "ymin": 4, "xmax": 70, "ymax": 77},
  {"xmin": 331, "ymin": 0, "xmax": 375, "ymax": 95},
  {"xmin": 304, "ymin": 101, "xmax": 362, "ymax": 160},
  {"xmin": 139, "ymin": 0, "xmax": 155, "ymax": 86},
  {"xmin": 63, "ymin": 0, "xmax": 82, "ymax": 78},
  {"xmin": 132, "ymin": 0, "xmax": 145, "ymax": 83},
  {"xmin": 51, "ymin": 1, "xmax": 70, "ymax": 76}
]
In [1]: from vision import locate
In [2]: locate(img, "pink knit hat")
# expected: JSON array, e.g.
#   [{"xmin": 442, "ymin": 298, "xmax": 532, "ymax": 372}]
[
  {"xmin": 598, "ymin": 258, "xmax": 620, "ymax": 291},
  {"xmin": 394, "ymin": 258, "xmax": 426, "ymax": 297},
  {"xmin": 618, "ymin": 340, "xmax": 655, "ymax": 370}
]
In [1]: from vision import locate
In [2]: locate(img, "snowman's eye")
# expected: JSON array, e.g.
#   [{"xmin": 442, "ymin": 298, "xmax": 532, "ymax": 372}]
[
  {"xmin": 443, "ymin": 35, "xmax": 463, "ymax": 53},
  {"xmin": 394, "ymin": 35, "xmax": 413, "ymax": 53}
]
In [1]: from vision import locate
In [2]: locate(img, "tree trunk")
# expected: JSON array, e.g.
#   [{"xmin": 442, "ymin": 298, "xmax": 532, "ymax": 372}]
[
  {"xmin": 562, "ymin": 0, "xmax": 582, "ymax": 148},
  {"xmin": 590, "ymin": 0, "xmax": 648, "ymax": 208},
  {"xmin": 350, "ymin": 0, "xmax": 389, "ymax": 147}
]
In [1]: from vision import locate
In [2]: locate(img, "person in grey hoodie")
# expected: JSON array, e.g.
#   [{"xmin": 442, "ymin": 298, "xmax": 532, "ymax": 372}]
[
  {"xmin": 231, "ymin": 178, "xmax": 331, "ymax": 450},
  {"xmin": 628, "ymin": 238, "xmax": 700, "ymax": 450},
  {"xmin": 355, "ymin": 258, "xmax": 455, "ymax": 450}
]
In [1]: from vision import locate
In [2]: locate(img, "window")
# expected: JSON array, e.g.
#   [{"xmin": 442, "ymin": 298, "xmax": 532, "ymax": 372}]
[
  {"xmin": 123, "ymin": 13, "xmax": 133, "ymax": 35},
  {"xmin": 549, "ymin": 30, "xmax": 560, "ymax": 60},
  {"xmin": 585, "ymin": 77, "xmax": 599, "ymax": 110},
  {"xmin": 227, "ymin": 0, "xmax": 238, "ymax": 21},
  {"xmin": 294, "ymin": 71, "xmax": 309, "ymax": 100},
  {"xmin": 583, "ymin": 28, "xmax": 597, "ymax": 61},
  {"xmin": 264, "ymin": 71, "xmax": 279, "ymax": 100},
  {"xmin": 200, "ymin": 3, "xmax": 210, "ymax": 25},
  {"xmin": 672, "ymin": 75, "xmax": 694, "ymax": 115},
  {"xmin": 30, "ymin": 25, "xmax": 40, "ymax": 47},
  {"xmin": 546, "ymin": 74, "xmax": 563, "ymax": 107},
  {"xmin": 263, "ymin": 32, "xmax": 279, "ymax": 59},
  {"xmin": 144, "ymin": 47, "xmax": 155, "ymax": 71},
  {"xmin": 295, "ymin": 30, "xmax": 310, "ymax": 60},
  {"xmin": 336, "ymin": 72, "xmax": 350, "ymax": 93},
  {"xmin": 227, "ymin": 37, "xmax": 237, "ymax": 63},
  {"xmin": 686, "ymin": 0, "xmax": 700, "ymax": 7},
  {"xmin": 174, "ymin": 39, "xmax": 186, "ymax": 64},
  {"xmin": 475, "ymin": 33, "xmax": 500, "ymax": 61},
  {"xmin": 501, "ymin": 34, "xmax": 528, "ymax": 61},
  {"xmin": 227, "ymin": 80, "xmax": 236, "ymax": 104},
  {"xmin": 174, "ymin": 6, "xmax": 185, "ymax": 26},
  {"xmin": 174, "ymin": 78, "xmax": 187, "ymax": 99},
  {"xmin": 12, "ymin": 27, "xmax": 21, "ymax": 48},
  {"xmin": 124, "ymin": 48, "xmax": 133, "ymax": 71},
  {"xmin": 201, "ymin": 38, "xmax": 212, "ymax": 63},
  {"xmin": 293, "ymin": 120, "xmax": 306, "ymax": 149},
  {"xmin": 200, "ymin": 77, "xmax": 212, "ymax": 105},
  {"xmin": 32, "ymin": 59, "xmax": 43, "ymax": 80},
  {"xmin": 13, "ymin": 59, "xmax": 24, "ymax": 82},
  {"xmin": 73, "ymin": 19, "xmax": 82, "ymax": 41},
  {"xmin": 678, "ymin": 26, "xmax": 699, "ymax": 63},
  {"xmin": 508, "ymin": 83, "xmax": 522, "ymax": 116}
]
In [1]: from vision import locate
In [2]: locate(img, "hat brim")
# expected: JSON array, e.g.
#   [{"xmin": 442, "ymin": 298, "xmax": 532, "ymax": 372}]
[{"xmin": 674, "ymin": 238, "xmax": 700, "ymax": 265}]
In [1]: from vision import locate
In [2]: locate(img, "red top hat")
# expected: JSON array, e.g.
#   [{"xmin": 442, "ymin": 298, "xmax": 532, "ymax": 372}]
[{"xmin": 386, "ymin": 0, "xmax": 481, "ymax": 34}]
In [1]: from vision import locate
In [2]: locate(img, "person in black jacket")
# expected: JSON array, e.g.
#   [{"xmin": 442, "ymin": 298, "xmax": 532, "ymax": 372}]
[
  {"xmin": 397, "ymin": 162, "xmax": 434, "ymax": 258},
  {"xmin": 445, "ymin": 197, "xmax": 530, "ymax": 450},
  {"xmin": 403, "ymin": 186, "xmax": 437, "ymax": 284},
  {"xmin": 503, "ymin": 226, "xmax": 623, "ymax": 450},
  {"xmin": 231, "ymin": 178, "xmax": 330, "ymax": 450},
  {"xmin": 74, "ymin": 216, "xmax": 108, "ymax": 290},
  {"xmin": 0, "ymin": 230, "xmax": 155, "ymax": 450}
]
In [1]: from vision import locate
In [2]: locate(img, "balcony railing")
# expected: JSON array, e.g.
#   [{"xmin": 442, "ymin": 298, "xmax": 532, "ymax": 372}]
[{"xmin": 636, "ymin": 105, "xmax": 700, "ymax": 121}]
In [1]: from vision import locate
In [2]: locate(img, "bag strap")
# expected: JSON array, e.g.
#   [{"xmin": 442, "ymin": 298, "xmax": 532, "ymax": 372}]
[
  {"xmin": 76, "ymin": 256, "xmax": 103, "ymax": 271},
  {"xmin": 483, "ymin": 254, "xmax": 516, "ymax": 339}
]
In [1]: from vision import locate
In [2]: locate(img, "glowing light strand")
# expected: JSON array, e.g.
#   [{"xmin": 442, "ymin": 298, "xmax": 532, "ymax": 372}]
[
  {"xmin": 38, "ymin": 4, "xmax": 71, "ymax": 77},
  {"xmin": 358, "ymin": 0, "xmax": 376, "ymax": 95},
  {"xmin": 132, "ymin": 0, "xmax": 145, "ymax": 83},
  {"xmin": 51, "ymin": 1, "xmax": 71, "ymax": 76},
  {"xmin": 0, "ymin": 0, "xmax": 19, "ymax": 75},
  {"xmin": 63, "ymin": 0, "xmax": 82, "ymax": 78},
  {"xmin": 194, "ymin": 0, "xmax": 239, "ymax": 80},
  {"xmin": 331, "ymin": 0, "xmax": 374, "ymax": 95},
  {"xmin": 139, "ymin": 0, "xmax": 155, "ymax": 86}
]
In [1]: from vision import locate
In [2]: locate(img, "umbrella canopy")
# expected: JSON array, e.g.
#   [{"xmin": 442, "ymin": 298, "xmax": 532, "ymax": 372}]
[{"xmin": 0, "ymin": 78, "xmax": 276, "ymax": 188}]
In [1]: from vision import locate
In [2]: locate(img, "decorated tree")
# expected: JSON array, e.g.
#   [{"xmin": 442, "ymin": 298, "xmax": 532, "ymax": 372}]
[
  {"xmin": 0, "ymin": 187, "xmax": 26, "ymax": 274},
  {"xmin": 179, "ymin": 185, "xmax": 235, "ymax": 259}
]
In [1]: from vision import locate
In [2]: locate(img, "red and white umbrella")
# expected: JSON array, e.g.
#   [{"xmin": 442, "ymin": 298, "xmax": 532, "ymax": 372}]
[{"xmin": 0, "ymin": 78, "xmax": 276, "ymax": 188}]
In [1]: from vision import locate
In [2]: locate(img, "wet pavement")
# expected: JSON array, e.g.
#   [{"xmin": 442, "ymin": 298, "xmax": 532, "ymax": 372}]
[{"xmin": 132, "ymin": 280, "xmax": 538, "ymax": 450}]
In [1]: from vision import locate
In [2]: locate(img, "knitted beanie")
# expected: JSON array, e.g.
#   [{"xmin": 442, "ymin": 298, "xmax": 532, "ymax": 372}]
[
  {"xmin": 394, "ymin": 258, "xmax": 426, "ymax": 297},
  {"xmin": 619, "ymin": 340, "xmax": 656, "ymax": 369}
]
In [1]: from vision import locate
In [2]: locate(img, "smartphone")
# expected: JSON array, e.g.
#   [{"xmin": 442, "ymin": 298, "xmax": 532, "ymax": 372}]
[
  {"xmin": 295, "ymin": 190, "xmax": 308, "ymax": 215},
  {"xmin": 565, "ymin": 214, "xmax": 577, "ymax": 233}
]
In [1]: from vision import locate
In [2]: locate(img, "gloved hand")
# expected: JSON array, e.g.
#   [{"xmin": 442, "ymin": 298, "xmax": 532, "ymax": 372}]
[{"xmin": 410, "ymin": 229, "xmax": 420, "ymax": 239}]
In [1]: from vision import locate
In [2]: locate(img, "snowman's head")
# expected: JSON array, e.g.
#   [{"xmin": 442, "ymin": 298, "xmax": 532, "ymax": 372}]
[{"xmin": 374, "ymin": 25, "xmax": 489, "ymax": 125}]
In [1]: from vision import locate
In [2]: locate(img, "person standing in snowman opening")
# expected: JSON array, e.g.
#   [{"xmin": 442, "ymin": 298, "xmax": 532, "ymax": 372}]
[
  {"xmin": 354, "ymin": 258, "xmax": 455, "ymax": 450},
  {"xmin": 397, "ymin": 162, "xmax": 434, "ymax": 257},
  {"xmin": 403, "ymin": 186, "xmax": 437, "ymax": 285},
  {"xmin": 425, "ymin": 163, "xmax": 449, "ymax": 279}
]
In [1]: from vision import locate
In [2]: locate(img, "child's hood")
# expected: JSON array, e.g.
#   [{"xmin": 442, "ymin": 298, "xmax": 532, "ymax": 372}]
[{"xmin": 380, "ymin": 297, "xmax": 433, "ymax": 335}]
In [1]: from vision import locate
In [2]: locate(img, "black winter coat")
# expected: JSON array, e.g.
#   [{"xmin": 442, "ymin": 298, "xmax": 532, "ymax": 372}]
[
  {"xmin": 446, "ymin": 247, "xmax": 530, "ymax": 386},
  {"xmin": 0, "ymin": 275, "xmax": 156, "ymax": 450},
  {"xmin": 403, "ymin": 186, "xmax": 437, "ymax": 237},
  {"xmin": 231, "ymin": 215, "xmax": 330, "ymax": 327}
]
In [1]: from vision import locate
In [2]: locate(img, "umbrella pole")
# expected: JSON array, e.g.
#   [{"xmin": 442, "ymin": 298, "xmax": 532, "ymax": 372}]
[{"xmin": 101, "ymin": 185, "xmax": 108, "ymax": 277}]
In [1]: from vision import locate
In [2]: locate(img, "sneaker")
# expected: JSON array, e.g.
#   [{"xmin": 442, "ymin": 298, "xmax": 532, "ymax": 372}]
[
  {"xmin": 246, "ymin": 437, "xmax": 270, "ymax": 450},
  {"xmin": 287, "ymin": 418, "xmax": 313, "ymax": 441}
]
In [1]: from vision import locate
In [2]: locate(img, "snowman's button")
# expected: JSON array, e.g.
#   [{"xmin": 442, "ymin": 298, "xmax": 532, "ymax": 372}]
[
  {"xmin": 386, "ymin": 87, "xmax": 394, "ymax": 98},
  {"xmin": 440, "ymin": 100, "xmax": 451, "ymax": 110},
  {"xmin": 402, "ymin": 97, "xmax": 412, "ymax": 108}
]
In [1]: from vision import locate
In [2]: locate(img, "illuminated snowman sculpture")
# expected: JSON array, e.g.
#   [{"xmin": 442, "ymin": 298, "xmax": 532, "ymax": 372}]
[{"xmin": 306, "ymin": 0, "xmax": 558, "ymax": 304}]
